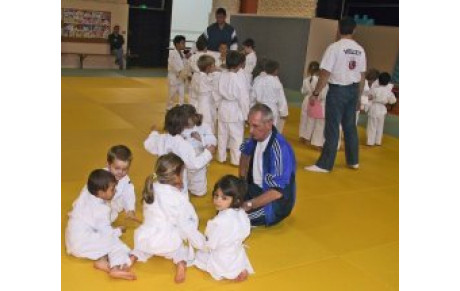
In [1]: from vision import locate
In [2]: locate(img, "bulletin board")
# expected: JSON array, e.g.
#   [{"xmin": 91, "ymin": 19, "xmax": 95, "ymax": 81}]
[{"xmin": 61, "ymin": 8, "xmax": 111, "ymax": 43}]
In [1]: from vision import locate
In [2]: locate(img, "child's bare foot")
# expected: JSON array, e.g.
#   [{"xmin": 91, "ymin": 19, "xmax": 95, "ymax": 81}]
[
  {"xmin": 234, "ymin": 269, "xmax": 248, "ymax": 282},
  {"xmin": 129, "ymin": 254, "xmax": 138, "ymax": 266},
  {"xmin": 109, "ymin": 266, "xmax": 137, "ymax": 280},
  {"xmin": 174, "ymin": 261, "xmax": 186, "ymax": 283},
  {"xmin": 93, "ymin": 257, "xmax": 110, "ymax": 273}
]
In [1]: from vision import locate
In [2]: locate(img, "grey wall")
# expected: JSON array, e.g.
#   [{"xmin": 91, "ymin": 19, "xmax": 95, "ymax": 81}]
[{"xmin": 230, "ymin": 14, "xmax": 311, "ymax": 90}]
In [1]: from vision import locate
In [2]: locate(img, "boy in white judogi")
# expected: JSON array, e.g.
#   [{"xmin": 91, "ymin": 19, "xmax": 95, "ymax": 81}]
[
  {"xmin": 366, "ymin": 72, "xmax": 397, "ymax": 146},
  {"xmin": 214, "ymin": 51, "xmax": 250, "ymax": 166},
  {"xmin": 131, "ymin": 153, "xmax": 205, "ymax": 283},
  {"xmin": 167, "ymin": 35, "xmax": 188, "ymax": 110},
  {"xmin": 65, "ymin": 169, "xmax": 135, "ymax": 280},
  {"xmin": 188, "ymin": 36, "xmax": 211, "ymax": 108},
  {"xmin": 103, "ymin": 145, "xmax": 139, "ymax": 223},
  {"xmin": 194, "ymin": 175, "xmax": 254, "ymax": 281},
  {"xmin": 144, "ymin": 106, "xmax": 215, "ymax": 196},
  {"xmin": 195, "ymin": 54, "xmax": 219, "ymax": 134},
  {"xmin": 181, "ymin": 104, "xmax": 217, "ymax": 196},
  {"xmin": 242, "ymin": 38, "xmax": 257, "ymax": 85},
  {"xmin": 252, "ymin": 60, "xmax": 288, "ymax": 132}
]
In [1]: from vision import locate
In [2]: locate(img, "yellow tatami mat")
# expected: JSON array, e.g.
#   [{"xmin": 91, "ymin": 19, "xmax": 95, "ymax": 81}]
[{"xmin": 61, "ymin": 76, "xmax": 398, "ymax": 290}]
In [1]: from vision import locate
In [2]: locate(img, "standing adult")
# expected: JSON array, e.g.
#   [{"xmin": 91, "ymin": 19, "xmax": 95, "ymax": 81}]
[
  {"xmin": 108, "ymin": 25, "xmax": 124, "ymax": 70},
  {"xmin": 304, "ymin": 17, "xmax": 367, "ymax": 173},
  {"xmin": 202, "ymin": 8, "xmax": 238, "ymax": 52},
  {"xmin": 239, "ymin": 104, "xmax": 296, "ymax": 226}
]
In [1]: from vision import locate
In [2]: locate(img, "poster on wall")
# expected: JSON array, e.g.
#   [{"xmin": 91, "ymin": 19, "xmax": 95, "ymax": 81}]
[{"xmin": 61, "ymin": 8, "xmax": 111, "ymax": 43}]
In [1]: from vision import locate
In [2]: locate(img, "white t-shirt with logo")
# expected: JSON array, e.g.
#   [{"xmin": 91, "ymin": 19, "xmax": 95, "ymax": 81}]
[
  {"xmin": 253, "ymin": 133, "xmax": 271, "ymax": 188},
  {"xmin": 320, "ymin": 38, "xmax": 367, "ymax": 85}
]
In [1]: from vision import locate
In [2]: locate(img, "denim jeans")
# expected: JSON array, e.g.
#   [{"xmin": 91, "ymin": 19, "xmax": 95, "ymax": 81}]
[
  {"xmin": 112, "ymin": 48, "xmax": 123, "ymax": 70},
  {"xmin": 316, "ymin": 83, "xmax": 359, "ymax": 170}
]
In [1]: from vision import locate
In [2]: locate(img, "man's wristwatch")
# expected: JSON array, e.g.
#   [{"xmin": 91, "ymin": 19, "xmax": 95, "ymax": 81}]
[{"xmin": 245, "ymin": 200, "xmax": 253, "ymax": 210}]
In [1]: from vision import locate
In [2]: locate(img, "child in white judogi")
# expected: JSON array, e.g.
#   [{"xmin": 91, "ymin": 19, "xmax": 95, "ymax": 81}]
[
  {"xmin": 252, "ymin": 59, "xmax": 288, "ymax": 132},
  {"xmin": 167, "ymin": 35, "xmax": 188, "ymax": 110},
  {"xmin": 188, "ymin": 36, "xmax": 210, "ymax": 108},
  {"xmin": 300, "ymin": 61, "xmax": 321, "ymax": 143},
  {"xmin": 131, "ymin": 153, "xmax": 205, "ymax": 284},
  {"xmin": 214, "ymin": 51, "xmax": 250, "ymax": 166},
  {"xmin": 359, "ymin": 68, "xmax": 380, "ymax": 124},
  {"xmin": 194, "ymin": 175, "xmax": 254, "ymax": 281},
  {"xmin": 181, "ymin": 104, "xmax": 217, "ymax": 196},
  {"xmin": 242, "ymin": 38, "xmax": 257, "ymax": 85},
  {"xmin": 65, "ymin": 169, "xmax": 136, "ymax": 280},
  {"xmin": 104, "ymin": 145, "xmax": 140, "ymax": 223},
  {"xmin": 250, "ymin": 58, "xmax": 269, "ymax": 107},
  {"xmin": 195, "ymin": 54, "xmax": 219, "ymax": 134},
  {"xmin": 144, "ymin": 106, "xmax": 215, "ymax": 196},
  {"xmin": 366, "ymin": 72, "xmax": 397, "ymax": 146}
]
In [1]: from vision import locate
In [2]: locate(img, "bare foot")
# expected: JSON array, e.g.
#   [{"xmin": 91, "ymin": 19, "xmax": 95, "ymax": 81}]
[
  {"xmin": 129, "ymin": 254, "xmax": 138, "ymax": 266},
  {"xmin": 174, "ymin": 261, "xmax": 186, "ymax": 283},
  {"xmin": 93, "ymin": 257, "xmax": 110, "ymax": 273},
  {"xmin": 109, "ymin": 267, "xmax": 137, "ymax": 280},
  {"xmin": 233, "ymin": 269, "xmax": 248, "ymax": 282}
]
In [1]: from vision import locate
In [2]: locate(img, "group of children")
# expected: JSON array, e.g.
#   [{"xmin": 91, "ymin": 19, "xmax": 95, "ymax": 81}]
[
  {"xmin": 65, "ymin": 103, "xmax": 255, "ymax": 283},
  {"xmin": 299, "ymin": 61, "xmax": 397, "ymax": 148},
  {"xmin": 167, "ymin": 35, "xmax": 289, "ymax": 166}
]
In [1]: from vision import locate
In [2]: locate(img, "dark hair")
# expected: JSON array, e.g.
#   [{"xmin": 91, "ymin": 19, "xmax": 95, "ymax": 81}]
[
  {"xmin": 173, "ymin": 35, "xmax": 186, "ymax": 46},
  {"xmin": 197, "ymin": 54, "xmax": 215, "ymax": 72},
  {"xmin": 216, "ymin": 7, "xmax": 227, "ymax": 16},
  {"xmin": 142, "ymin": 153, "xmax": 185, "ymax": 204},
  {"xmin": 180, "ymin": 104, "xmax": 202, "ymax": 127},
  {"xmin": 265, "ymin": 60, "xmax": 279, "ymax": 75},
  {"xmin": 378, "ymin": 72, "xmax": 391, "ymax": 86},
  {"xmin": 164, "ymin": 106, "xmax": 187, "ymax": 136},
  {"xmin": 366, "ymin": 68, "xmax": 380, "ymax": 82},
  {"xmin": 307, "ymin": 61, "xmax": 320, "ymax": 76},
  {"xmin": 107, "ymin": 145, "xmax": 133, "ymax": 164},
  {"xmin": 226, "ymin": 51, "xmax": 243, "ymax": 69},
  {"xmin": 243, "ymin": 38, "xmax": 255, "ymax": 48},
  {"xmin": 87, "ymin": 169, "xmax": 117, "ymax": 196},
  {"xmin": 339, "ymin": 17, "xmax": 356, "ymax": 35},
  {"xmin": 213, "ymin": 175, "xmax": 247, "ymax": 208},
  {"xmin": 252, "ymin": 57, "xmax": 269, "ymax": 78},
  {"xmin": 196, "ymin": 35, "xmax": 207, "ymax": 51}
]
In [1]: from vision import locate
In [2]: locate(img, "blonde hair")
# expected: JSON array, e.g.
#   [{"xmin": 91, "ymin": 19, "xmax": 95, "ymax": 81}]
[
  {"xmin": 197, "ymin": 54, "xmax": 215, "ymax": 72},
  {"xmin": 142, "ymin": 153, "xmax": 185, "ymax": 204}
]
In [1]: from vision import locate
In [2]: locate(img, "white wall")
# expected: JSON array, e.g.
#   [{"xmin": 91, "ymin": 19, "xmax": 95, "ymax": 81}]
[{"xmin": 169, "ymin": 0, "xmax": 212, "ymax": 47}]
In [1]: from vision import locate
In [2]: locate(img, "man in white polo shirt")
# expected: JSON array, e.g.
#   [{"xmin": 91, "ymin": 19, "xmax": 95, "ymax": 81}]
[{"xmin": 305, "ymin": 17, "xmax": 366, "ymax": 173}]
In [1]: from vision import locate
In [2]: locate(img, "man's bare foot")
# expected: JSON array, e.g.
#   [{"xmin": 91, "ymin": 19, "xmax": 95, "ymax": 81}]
[
  {"xmin": 93, "ymin": 257, "xmax": 110, "ymax": 273},
  {"xmin": 109, "ymin": 267, "xmax": 137, "ymax": 280},
  {"xmin": 174, "ymin": 261, "xmax": 186, "ymax": 283},
  {"xmin": 234, "ymin": 269, "xmax": 248, "ymax": 282}
]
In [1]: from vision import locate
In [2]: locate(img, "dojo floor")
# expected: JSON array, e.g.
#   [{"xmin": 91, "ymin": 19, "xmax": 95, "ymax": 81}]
[{"xmin": 61, "ymin": 74, "xmax": 399, "ymax": 291}]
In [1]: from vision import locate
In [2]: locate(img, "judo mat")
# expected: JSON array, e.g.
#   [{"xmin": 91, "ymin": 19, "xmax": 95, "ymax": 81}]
[{"xmin": 62, "ymin": 75, "xmax": 398, "ymax": 290}]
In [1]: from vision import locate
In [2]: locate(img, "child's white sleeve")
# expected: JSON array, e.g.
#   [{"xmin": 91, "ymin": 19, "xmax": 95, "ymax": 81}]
[
  {"xmin": 277, "ymin": 82, "xmax": 289, "ymax": 117},
  {"xmin": 204, "ymin": 220, "xmax": 225, "ymax": 250},
  {"xmin": 144, "ymin": 131, "xmax": 167, "ymax": 155},
  {"xmin": 388, "ymin": 92, "xmax": 397, "ymax": 105},
  {"xmin": 201, "ymin": 125, "xmax": 217, "ymax": 147},
  {"xmin": 300, "ymin": 79, "xmax": 308, "ymax": 95},
  {"xmin": 93, "ymin": 210, "xmax": 122, "ymax": 237},
  {"xmin": 238, "ymin": 83, "xmax": 250, "ymax": 121},
  {"xmin": 176, "ymin": 140, "xmax": 212, "ymax": 170},
  {"xmin": 122, "ymin": 182, "xmax": 136, "ymax": 212},
  {"xmin": 168, "ymin": 51, "xmax": 184, "ymax": 75}
]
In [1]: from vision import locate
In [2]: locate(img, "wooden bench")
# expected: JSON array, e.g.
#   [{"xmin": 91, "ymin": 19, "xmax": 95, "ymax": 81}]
[{"xmin": 61, "ymin": 52, "xmax": 124, "ymax": 69}]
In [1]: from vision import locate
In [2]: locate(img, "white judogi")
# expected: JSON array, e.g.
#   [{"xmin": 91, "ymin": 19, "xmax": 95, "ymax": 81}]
[
  {"xmin": 214, "ymin": 71, "xmax": 250, "ymax": 165},
  {"xmin": 102, "ymin": 169, "xmax": 135, "ymax": 222},
  {"xmin": 250, "ymin": 72, "xmax": 267, "ymax": 107},
  {"xmin": 132, "ymin": 183, "xmax": 205, "ymax": 264},
  {"xmin": 243, "ymin": 51, "xmax": 257, "ymax": 84},
  {"xmin": 194, "ymin": 208, "xmax": 254, "ymax": 280},
  {"xmin": 252, "ymin": 74, "xmax": 288, "ymax": 132},
  {"xmin": 189, "ymin": 51, "xmax": 213, "ymax": 107},
  {"xmin": 144, "ymin": 131, "xmax": 213, "ymax": 196},
  {"xmin": 300, "ymin": 75, "xmax": 328, "ymax": 147},
  {"xmin": 366, "ymin": 85, "xmax": 397, "ymax": 145},
  {"xmin": 181, "ymin": 125, "xmax": 217, "ymax": 196},
  {"xmin": 167, "ymin": 49, "xmax": 187, "ymax": 109},
  {"xmin": 197, "ymin": 71, "xmax": 218, "ymax": 134},
  {"xmin": 65, "ymin": 188, "xmax": 132, "ymax": 268}
]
